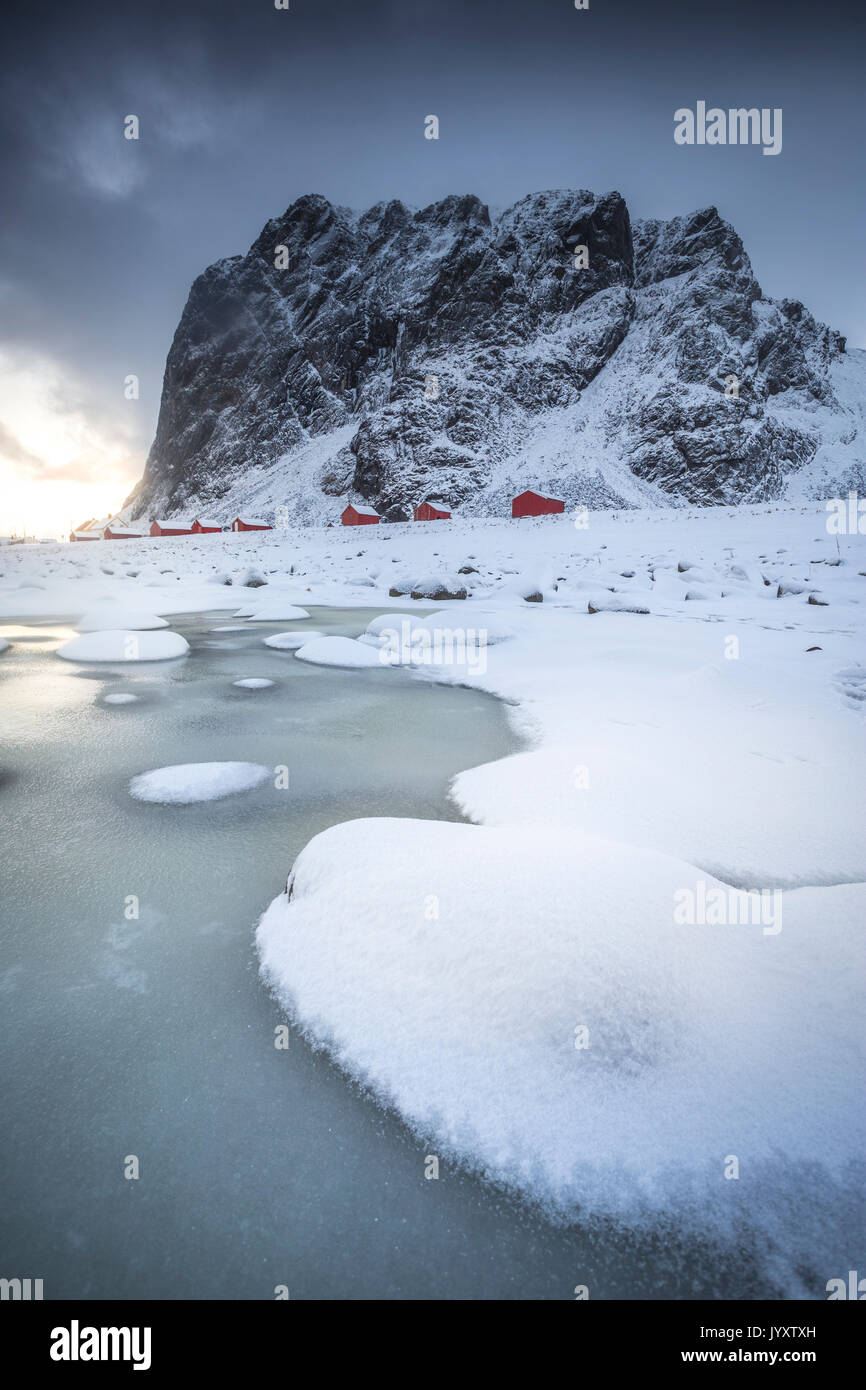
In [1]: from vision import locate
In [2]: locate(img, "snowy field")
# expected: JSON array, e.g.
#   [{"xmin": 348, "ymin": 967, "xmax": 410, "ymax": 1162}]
[{"xmin": 2, "ymin": 501, "xmax": 864, "ymax": 1294}]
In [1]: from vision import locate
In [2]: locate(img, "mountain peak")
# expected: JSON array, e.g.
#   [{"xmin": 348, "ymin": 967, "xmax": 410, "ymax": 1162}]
[{"xmin": 126, "ymin": 188, "xmax": 863, "ymax": 522}]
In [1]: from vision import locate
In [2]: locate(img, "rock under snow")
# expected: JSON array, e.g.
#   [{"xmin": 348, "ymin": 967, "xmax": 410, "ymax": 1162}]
[
  {"xmin": 57, "ymin": 630, "xmax": 190, "ymax": 662},
  {"xmin": 293, "ymin": 635, "xmax": 387, "ymax": 668},
  {"xmin": 76, "ymin": 606, "xmax": 169, "ymax": 632},
  {"xmin": 243, "ymin": 604, "xmax": 311, "ymax": 621},
  {"xmin": 264, "ymin": 629, "xmax": 326, "ymax": 649}
]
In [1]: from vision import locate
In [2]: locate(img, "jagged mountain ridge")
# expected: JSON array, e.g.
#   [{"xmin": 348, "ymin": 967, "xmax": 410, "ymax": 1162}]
[{"xmin": 125, "ymin": 189, "xmax": 864, "ymax": 523}]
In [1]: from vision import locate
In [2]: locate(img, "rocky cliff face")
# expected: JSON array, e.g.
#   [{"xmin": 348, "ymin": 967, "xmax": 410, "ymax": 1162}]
[{"xmin": 125, "ymin": 189, "xmax": 863, "ymax": 523}]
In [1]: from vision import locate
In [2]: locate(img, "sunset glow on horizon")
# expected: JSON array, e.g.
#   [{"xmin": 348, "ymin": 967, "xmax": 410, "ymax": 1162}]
[{"xmin": 0, "ymin": 348, "xmax": 140, "ymax": 538}]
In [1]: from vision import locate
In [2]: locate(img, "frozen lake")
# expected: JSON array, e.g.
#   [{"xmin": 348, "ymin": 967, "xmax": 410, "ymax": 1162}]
[{"xmin": 0, "ymin": 607, "xmax": 766, "ymax": 1299}]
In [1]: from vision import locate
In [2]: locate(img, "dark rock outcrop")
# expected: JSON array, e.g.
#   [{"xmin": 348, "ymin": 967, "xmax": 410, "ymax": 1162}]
[{"xmin": 125, "ymin": 190, "xmax": 862, "ymax": 522}]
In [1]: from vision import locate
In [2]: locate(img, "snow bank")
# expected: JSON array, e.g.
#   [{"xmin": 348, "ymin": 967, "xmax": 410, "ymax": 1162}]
[
  {"xmin": 294, "ymin": 635, "xmax": 385, "ymax": 668},
  {"xmin": 257, "ymin": 817, "xmax": 866, "ymax": 1251},
  {"xmin": 57, "ymin": 630, "xmax": 189, "ymax": 662},
  {"xmin": 130, "ymin": 761, "xmax": 271, "ymax": 803}
]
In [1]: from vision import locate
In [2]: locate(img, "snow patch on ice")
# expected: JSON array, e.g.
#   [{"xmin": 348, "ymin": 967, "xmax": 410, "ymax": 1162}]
[{"xmin": 130, "ymin": 761, "xmax": 271, "ymax": 803}]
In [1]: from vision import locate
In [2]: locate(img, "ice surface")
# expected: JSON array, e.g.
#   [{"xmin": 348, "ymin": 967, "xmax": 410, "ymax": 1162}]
[{"xmin": 129, "ymin": 761, "xmax": 271, "ymax": 803}]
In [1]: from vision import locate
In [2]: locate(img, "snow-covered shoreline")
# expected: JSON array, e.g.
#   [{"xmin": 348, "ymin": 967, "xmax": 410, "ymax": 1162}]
[{"xmin": 3, "ymin": 502, "xmax": 864, "ymax": 1290}]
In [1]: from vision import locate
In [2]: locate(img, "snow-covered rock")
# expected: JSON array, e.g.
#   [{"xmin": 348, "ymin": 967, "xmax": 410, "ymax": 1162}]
[
  {"xmin": 264, "ymin": 629, "xmax": 326, "ymax": 649},
  {"xmin": 294, "ymin": 635, "xmax": 386, "ymax": 668},
  {"xmin": 57, "ymin": 630, "xmax": 189, "ymax": 662},
  {"xmin": 242, "ymin": 604, "xmax": 311, "ymax": 621},
  {"xmin": 76, "ymin": 606, "xmax": 169, "ymax": 632}
]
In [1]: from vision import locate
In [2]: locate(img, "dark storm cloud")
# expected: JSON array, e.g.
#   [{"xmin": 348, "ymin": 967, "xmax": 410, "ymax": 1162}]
[{"xmin": 0, "ymin": 0, "xmax": 863, "ymax": 483}]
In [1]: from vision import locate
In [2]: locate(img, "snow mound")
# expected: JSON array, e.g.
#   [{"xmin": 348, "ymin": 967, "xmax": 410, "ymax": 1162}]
[
  {"xmin": 257, "ymin": 817, "xmax": 865, "ymax": 1247},
  {"xmin": 233, "ymin": 677, "xmax": 276, "ymax": 689},
  {"xmin": 103, "ymin": 692, "xmax": 139, "ymax": 705},
  {"xmin": 77, "ymin": 606, "xmax": 169, "ymax": 632},
  {"xmin": 293, "ymin": 636, "xmax": 385, "ymax": 668},
  {"xmin": 586, "ymin": 593, "xmax": 652, "ymax": 614},
  {"xmin": 57, "ymin": 630, "xmax": 189, "ymax": 662},
  {"xmin": 264, "ymin": 629, "xmax": 326, "ymax": 649},
  {"xmin": 438, "ymin": 610, "xmax": 516, "ymax": 645},
  {"xmin": 241, "ymin": 604, "xmax": 311, "ymax": 621},
  {"xmin": 363, "ymin": 613, "xmax": 419, "ymax": 638},
  {"xmin": 130, "ymin": 761, "xmax": 271, "ymax": 803}
]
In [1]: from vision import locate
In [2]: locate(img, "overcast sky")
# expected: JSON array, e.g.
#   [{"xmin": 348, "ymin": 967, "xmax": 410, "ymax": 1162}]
[{"xmin": 1, "ymin": 0, "xmax": 862, "ymax": 533}]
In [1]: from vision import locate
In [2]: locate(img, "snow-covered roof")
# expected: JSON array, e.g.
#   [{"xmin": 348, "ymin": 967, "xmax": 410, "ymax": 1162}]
[
  {"xmin": 105, "ymin": 525, "xmax": 145, "ymax": 537},
  {"xmin": 347, "ymin": 504, "xmax": 380, "ymax": 517},
  {"xmin": 193, "ymin": 518, "xmax": 222, "ymax": 528},
  {"xmin": 234, "ymin": 515, "xmax": 270, "ymax": 525},
  {"xmin": 71, "ymin": 530, "xmax": 102, "ymax": 540},
  {"xmin": 154, "ymin": 519, "xmax": 193, "ymax": 529}
]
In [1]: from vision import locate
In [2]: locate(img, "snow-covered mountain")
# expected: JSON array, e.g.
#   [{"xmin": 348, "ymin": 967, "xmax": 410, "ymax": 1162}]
[{"xmin": 125, "ymin": 190, "xmax": 865, "ymax": 524}]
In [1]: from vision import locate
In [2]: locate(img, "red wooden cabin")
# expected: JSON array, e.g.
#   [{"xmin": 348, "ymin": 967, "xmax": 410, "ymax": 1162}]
[
  {"xmin": 414, "ymin": 501, "xmax": 451, "ymax": 521},
  {"xmin": 150, "ymin": 519, "xmax": 194, "ymax": 537},
  {"xmin": 70, "ymin": 518, "xmax": 102, "ymax": 542},
  {"xmin": 104, "ymin": 523, "xmax": 145, "ymax": 539},
  {"xmin": 341, "ymin": 504, "xmax": 381, "ymax": 526},
  {"xmin": 511, "ymin": 490, "xmax": 565, "ymax": 518}
]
